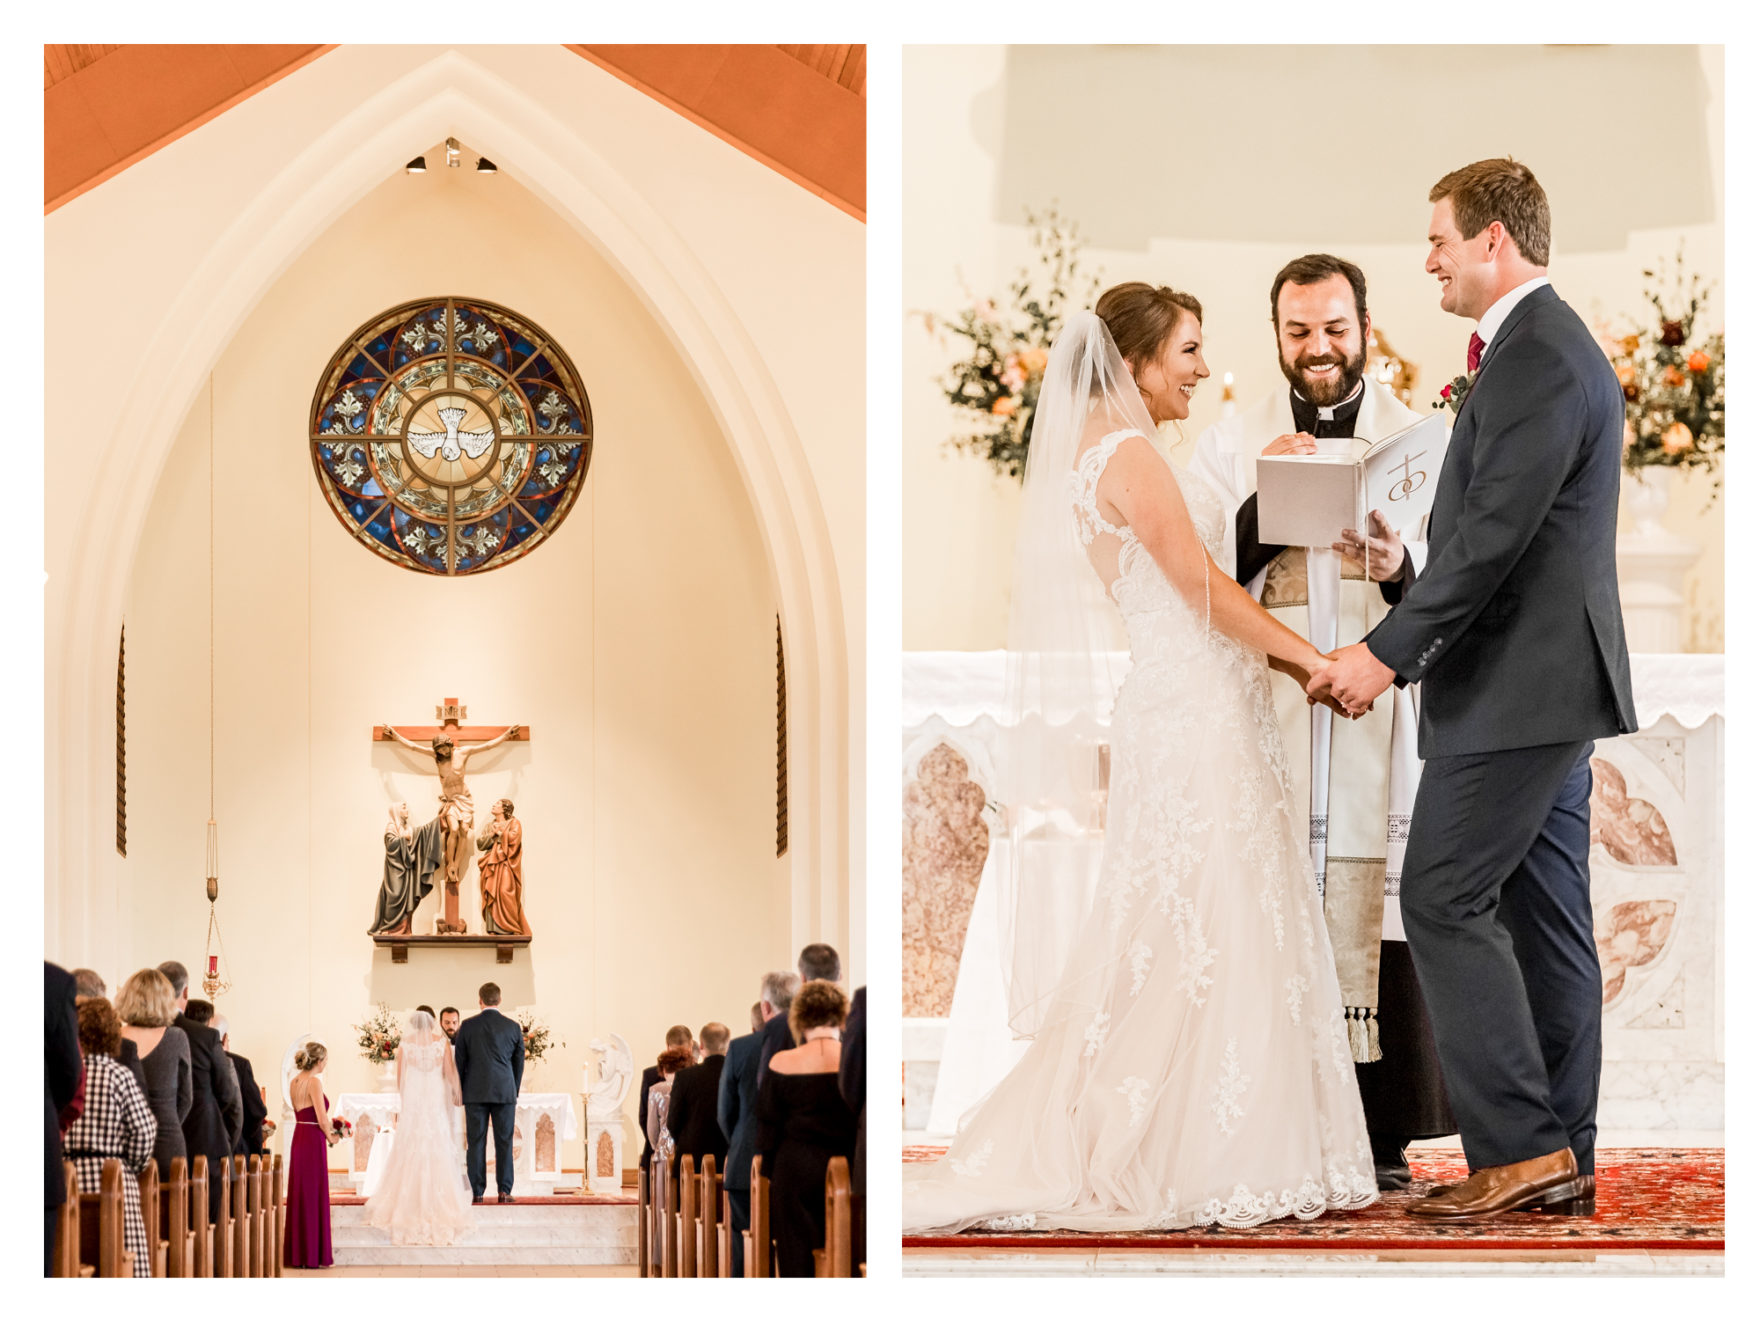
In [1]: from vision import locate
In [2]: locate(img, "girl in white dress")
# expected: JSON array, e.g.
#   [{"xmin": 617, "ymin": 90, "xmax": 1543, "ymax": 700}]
[
  {"xmin": 362, "ymin": 1010, "xmax": 474, "ymax": 1244},
  {"xmin": 902, "ymin": 287, "xmax": 1378, "ymax": 1233}
]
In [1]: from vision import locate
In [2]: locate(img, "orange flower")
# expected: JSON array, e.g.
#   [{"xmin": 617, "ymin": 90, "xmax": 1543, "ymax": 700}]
[
  {"xmin": 1018, "ymin": 348, "xmax": 1049, "ymax": 375},
  {"xmin": 1615, "ymin": 363, "xmax": 1636, "ymax": 387},
  {"xmin": 1688, "ymin": 350, "xmax": 1711, "ymax": 373},
  {"xmin": 1663, "ymin": 366, "xmax": 1685, "ymax": 388},
  {"xmin": 1621, "ymin": 335, "xmax": 1642, "ymax": 355},
  {"xmin": 991, "ymin": 395, "xmax": 1019, "ymax": 417},
  {"xmin": 1662, "ymin": 422, "xmax": 1694, "ymax": 454}
]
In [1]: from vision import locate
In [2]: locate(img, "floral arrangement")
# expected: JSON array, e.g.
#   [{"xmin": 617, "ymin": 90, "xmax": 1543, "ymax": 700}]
[
  {"xmin": 353, "ymin": 1004, "xmax": 402, "ymax": 1065},
  {"xmin": 515, "ymin": 1009, "xmax": 561, "ymax": 1062},
  {"xmin": 328, "ymin": 1116, "xmax": 352, "ymax": 1147},
  {"xmin": 928, "ymin": 206, "xmax": 1102, "ymax": 480},
  {"xmin": 1602, "ymin": 246, "xmax": 1723, "ymax": 483},
  {"xmin": 1434, "ymin": 370, "xmax": 1477, "ymax": 416}
]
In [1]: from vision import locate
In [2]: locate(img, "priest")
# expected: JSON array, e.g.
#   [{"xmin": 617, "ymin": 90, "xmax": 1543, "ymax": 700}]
[{"xmin": 1189, "ymin": 253, "xmax": 1455, "ymax": 1190}]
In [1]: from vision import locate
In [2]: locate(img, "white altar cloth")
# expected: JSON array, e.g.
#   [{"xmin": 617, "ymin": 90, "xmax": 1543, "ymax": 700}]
[
  {"xmin": 905, "ymin": 651, "xmax": 1724, "ymax": 1135},
  {"xmin": 332, "ymin": 1091, "xmax": 579, "ymax": 1196}
]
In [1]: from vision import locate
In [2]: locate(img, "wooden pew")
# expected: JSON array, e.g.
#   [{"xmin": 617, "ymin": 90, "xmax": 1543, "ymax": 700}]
[
  {"xmin": 699, "ymin": 1154, "xmax": 721, "ymax": 1278},
  {"xmin": 245, "ymin": 1155, "xmax": 264, "ymax": 1277},
  {"xmin": 77, "ymin": 1158, "xmax": 130, "ymax": 1278},
  {"xmin": 658, "ymin": 1161, "xmax": 678, "ymax": 1277},
  {"xmin": 815, "ymin": 1156, "xmax": 852, "ymax": 1278},
  {"xmin": 229, "ymin": 1156, "xmax": 249, "ymax": 1277},
  {"xmin": 678, "ymin": 1155, "xmax": 698, "ymax": 1277},
  {"xmin": 214, "ymin": 1153, "xmax": 234, "ymax": 1278},
  {"xmin": 159, "ymin": 1157, "xmax": 193, "ymax": 1277},
  {"xmin": 746, "ymin": 1155, "xmax": 772, "ymax": 1278},
  {"xmin": 270, "ymin": 1154, "xmax": 286, "ymax": 1278},
  {"xmin": 719, "ymin": 1186, "xmax": 733, "ymax": 1278},
  {"xmin": 637, "ymin": 1167, "xmax": 651, "ymax": 1277},
  {"xmin": 54, "ymin": 1164, "xmax": 85, "ymax": 1277},
  {"xmin": 137, "ymin": 1161, "xmax": 165, "ymax": 1276},
  {"xmin": 189, "ymin": 1155, "xmax": 213, "ymax": 1277}
]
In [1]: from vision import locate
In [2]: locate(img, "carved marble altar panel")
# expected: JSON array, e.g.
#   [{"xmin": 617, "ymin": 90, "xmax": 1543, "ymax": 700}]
[{"xmin": 903, "ymin": 742, "xmax": 994, "ymax": 1017}]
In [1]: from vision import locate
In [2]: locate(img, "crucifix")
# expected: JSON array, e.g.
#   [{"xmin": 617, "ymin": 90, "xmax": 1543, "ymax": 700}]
[{"xmin": 377, "ymin": 699, "xmax": 527, "ymax": 935}]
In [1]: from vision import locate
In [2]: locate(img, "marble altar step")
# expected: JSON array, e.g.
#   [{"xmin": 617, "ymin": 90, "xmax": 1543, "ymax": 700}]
[{"xmin": 329, "ymin": 1202, "xmax": 638, "ymax": 1267}]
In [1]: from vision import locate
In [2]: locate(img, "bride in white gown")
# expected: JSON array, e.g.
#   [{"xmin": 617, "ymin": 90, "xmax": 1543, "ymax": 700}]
[
  {"xmin": 362, "ymin": 1010, "xmax": 474, "ymax": 1244},
  {"xmin": 903, "ymin": 286, "xmax": 1377, "ymax": 1233}
]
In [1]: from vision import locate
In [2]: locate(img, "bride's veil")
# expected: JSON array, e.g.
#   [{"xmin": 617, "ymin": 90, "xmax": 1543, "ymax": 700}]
[{"xmin": 997, "ymin": 311, "xmax": 1172, "ymax": 1038}]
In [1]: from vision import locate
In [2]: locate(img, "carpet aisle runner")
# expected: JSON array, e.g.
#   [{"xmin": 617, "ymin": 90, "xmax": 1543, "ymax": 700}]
[{"xmin": 901, "ymin": 1147, "xmax": 1722, "ymax": 1251}]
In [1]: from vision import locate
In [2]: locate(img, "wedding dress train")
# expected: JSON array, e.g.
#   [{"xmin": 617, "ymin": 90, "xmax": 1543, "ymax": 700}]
[
  {"xmin": 362, "ymin": 1013, "xmax": 475, "ymax": 1245},
  {"xmin": 902, "ymin": 423, "xmax": 1378, "ymax": 1233}
]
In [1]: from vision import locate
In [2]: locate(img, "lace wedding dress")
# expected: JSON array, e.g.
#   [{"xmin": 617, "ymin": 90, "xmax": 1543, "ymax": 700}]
[
  {"xmin": 901, "ymin": 422, "xmax": 1377, "ymax": 1234},
  {"xmin": 362, "ymin": 1013, "xmax": 475, "ymax": 1244}
]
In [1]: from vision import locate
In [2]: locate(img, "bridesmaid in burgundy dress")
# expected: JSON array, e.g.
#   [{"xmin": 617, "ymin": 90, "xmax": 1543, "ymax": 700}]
[{"xmin": 285, "ymin": 1042, "xmax": 336, "ymax": 1269}]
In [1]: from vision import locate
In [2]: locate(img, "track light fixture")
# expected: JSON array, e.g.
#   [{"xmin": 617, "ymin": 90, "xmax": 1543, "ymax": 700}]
[
  {"xmin": 445, "ymin": 137, "xmax": 461, "ymax": 168},
  {"xmin": 476, "ymin": 157, "xmax": 498, "ymax": 175},
  {"xmin": 405, "ymin": 156, "xmax": 426, "ymax": 173}
]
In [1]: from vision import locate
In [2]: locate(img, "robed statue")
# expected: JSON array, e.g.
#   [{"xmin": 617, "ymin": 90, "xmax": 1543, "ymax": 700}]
[
  {"xmin": 370, "ymin": 802, "xmax": 446, "ymax": 935},
  {"xmin": 475, "ymin": 797, "xmax": 532, "ymax": 936}
]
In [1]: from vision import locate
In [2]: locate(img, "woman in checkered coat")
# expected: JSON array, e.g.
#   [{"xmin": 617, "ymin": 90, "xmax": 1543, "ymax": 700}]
[{"xmin": 66, "ymin": 998, "xmax": 157, "ymax": 1277}]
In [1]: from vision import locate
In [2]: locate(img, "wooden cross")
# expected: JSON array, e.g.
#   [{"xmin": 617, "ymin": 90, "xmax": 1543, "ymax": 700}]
[{"xmin": 374, "ymin": 698, "xmax": 531, "ymax": 745}]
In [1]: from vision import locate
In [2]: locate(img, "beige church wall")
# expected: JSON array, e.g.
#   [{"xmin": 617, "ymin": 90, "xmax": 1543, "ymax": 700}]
[
  {"xmin": 46, "ymin": 46, "xmax": 863, "ymax": 1005},
  {"xmin": 119, "ymin": 160, "xmax": 784, "ymax": 1155},
  {"xmin": 904, "ymin": 44, "xmax": 1724, "ymax": 653}
]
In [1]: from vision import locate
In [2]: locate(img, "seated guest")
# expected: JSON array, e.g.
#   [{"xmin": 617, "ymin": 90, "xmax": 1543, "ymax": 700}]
[
  {"xmin": 72, "ymin": 968, "xmax": 149, "ymax": 1102},
  {"xmin": 213, "ymin": 1014, "xmax": 269, "ymax": 1158},
  {"xmin": 666, "ymin": 1021, "xmax": 731, "ymax": 1176},
  {"xmin": 45, "ymin": 962, "xmax": 82, "ymax": 1277},
  {"xmin": 839, "ymin": 985, "xmax": 867, "ymax": 1274},
  {"xmin": 644, "ymin": 1046, "xmax": 695, "ymax": 1173},
  {"xmin": 160, "ymin": 961, "xmax": 242, "ymax": 1218},
  {"xmin": 116, "ymin": 968, "xmax": 192, "ymax": 1179},
  {"xmin": 749, "ymin": 1002, "xmax": 764, "ymax": 1034},
  {"xmin": 721, "ymin": 973, "xmax": 795, "ymax": 1277},
  {"xmin": 66, "ymin": 998, "xmax": 158, "ymax": 1277},
  {"xmin": 755, "ymin": 981, "xmax": 857, "ymax": 1278},
  {"xmin": 758, "ymin": 943, "xmax": 840, "ymax": 1081},
  {"xmin": 638, "ymin": 1025, "xmax": 695, "ymax": 1172}
]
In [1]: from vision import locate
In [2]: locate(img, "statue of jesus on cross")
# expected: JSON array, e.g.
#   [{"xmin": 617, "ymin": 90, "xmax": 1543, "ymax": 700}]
[{"xmin": 378, "ymin": 699, "xmax": 526, "ymax": 935}]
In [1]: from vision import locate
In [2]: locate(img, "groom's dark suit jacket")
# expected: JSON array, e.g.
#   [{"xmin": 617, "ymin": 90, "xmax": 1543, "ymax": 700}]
[
  {"xmin": 453, "ymin": 1007, "xmax": 525, "ymax": 1103},
  {"xmin": 1367, "ymin": 284, "xmax": 1637, "ymax": 757}
]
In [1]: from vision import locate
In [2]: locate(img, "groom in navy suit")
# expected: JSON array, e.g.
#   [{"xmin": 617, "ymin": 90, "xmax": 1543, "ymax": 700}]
[
  {"xmin": 452, "ymin": 981, "xmax": 526, "ymax": 1203},
  {"xmin": 1314, "ymin": 158, "xmax": 1635, "ymax": 1221}
]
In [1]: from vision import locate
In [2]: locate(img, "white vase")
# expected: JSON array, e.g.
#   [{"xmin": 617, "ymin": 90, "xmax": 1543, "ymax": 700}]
[
  {"xmin": 1623, "ymin": 466, "xmax": 1674, "ymax": 539},
  {"xmin": 375, "ymin": 1058, "xmax": 398, "ymax": 1093}
]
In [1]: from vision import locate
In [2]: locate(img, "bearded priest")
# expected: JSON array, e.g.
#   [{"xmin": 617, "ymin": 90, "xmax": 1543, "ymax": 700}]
[{"xmin": 1189, "ymin": 253, "xmax": 1455, "ymax": 1191}]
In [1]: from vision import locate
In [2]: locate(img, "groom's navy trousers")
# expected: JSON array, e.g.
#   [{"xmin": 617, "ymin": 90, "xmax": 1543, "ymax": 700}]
[
  {"xmin": 465, "ymin": 1102, "xmax": 516, "ymax": 1198},
  {"xmin": 1399, "ymin": 740, "xmax": 1600, "ymax": 1174}
]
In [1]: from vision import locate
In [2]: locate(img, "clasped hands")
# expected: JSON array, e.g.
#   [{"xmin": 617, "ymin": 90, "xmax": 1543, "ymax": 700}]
[{"xmin": 1303, "ymin": 642, "xmax": 1396, "ymax": 718}]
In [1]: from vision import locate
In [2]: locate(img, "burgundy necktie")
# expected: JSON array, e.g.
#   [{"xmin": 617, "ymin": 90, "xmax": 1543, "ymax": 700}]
[{"xmin": 1467, "ymin": 331, "xmax": 1486, "ymax": 374}]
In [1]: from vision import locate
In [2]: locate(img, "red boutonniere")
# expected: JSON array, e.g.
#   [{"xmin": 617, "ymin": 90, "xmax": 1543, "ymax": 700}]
[{"xmin": 1434, "ymin": 369, "xmax": 1478, "ymax": 415}]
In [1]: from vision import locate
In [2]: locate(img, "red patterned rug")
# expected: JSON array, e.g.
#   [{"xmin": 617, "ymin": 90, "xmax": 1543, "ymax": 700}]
[{"xmin": 901, "ymin": 1147, "xmax": 1722, "ymax": 1252}]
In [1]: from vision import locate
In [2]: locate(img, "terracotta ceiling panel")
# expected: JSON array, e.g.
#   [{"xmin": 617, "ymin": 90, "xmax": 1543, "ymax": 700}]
[
  {"xmin": 72, "ymin": 45, "xmax": 248, "ymax": 164},
  {"xmin": 44, "ymin": 44, "xmax": 120, "ymax": 89},
  {"xmin": 570, "ymin": 44, "xmax": 865, "ymax": 220},
  {"xmin": 43, "ymin": 78, "xmax": 118, "ymax": 204}
]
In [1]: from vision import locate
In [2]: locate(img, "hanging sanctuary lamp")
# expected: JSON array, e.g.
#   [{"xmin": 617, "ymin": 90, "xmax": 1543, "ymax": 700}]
[{"xmin": 201, "ymin": 373, "xmax": 232, "ymax": 999}]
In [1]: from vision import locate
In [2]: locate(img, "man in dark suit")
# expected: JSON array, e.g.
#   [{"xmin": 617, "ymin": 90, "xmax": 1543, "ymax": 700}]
[
  {"xmin": 665, "ymin": 1021, "xmax": 731, "ymax": 1177},
  {"xmin": 838, "ymin": 985, "xmax": 866, "ymax": 1274},
  {"xmin": 1313, "ymin": 158, "xmax": 1636, "ymax": 1222},
  {"xmin": 45, "ymin": 962, "xmax": 83, "ymax": 1276},
  {"xmin": 757, "ymin": 942, "xmax": 840, "ymax": 1081},
  {"xmin": 637, "ymin": 1023, "xmax": 695, "ymax": 1174},
  {"xmin": 159, "ymin": 961, "xmax": 243, "ymax": 1218},
  {"xmin": 452, "ymin": 981, "xmax": 525, "ymax": 1202},
  {"xmin": 719, "ymin": 973, "xmax": 795, "ymax": 1277},
  {"xmin": 212, "ymin": 1014, "xmax": 269, "ymax": 1157}
]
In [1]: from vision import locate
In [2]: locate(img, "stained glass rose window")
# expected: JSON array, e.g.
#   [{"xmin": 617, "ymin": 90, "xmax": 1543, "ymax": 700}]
[{"xmin": 310, "ymin": 297, "xmax": 593, "ymax": 574}]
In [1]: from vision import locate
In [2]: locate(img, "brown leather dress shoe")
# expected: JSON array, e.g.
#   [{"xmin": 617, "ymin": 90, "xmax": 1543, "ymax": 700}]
[
  {"xmin": 1515, "ymin": 1173, "xmax": 1595, "ymax": 1217},
  {"xmin": 1404, "ymin": 1148, "xmax": 1578, "ymax": 1221}
]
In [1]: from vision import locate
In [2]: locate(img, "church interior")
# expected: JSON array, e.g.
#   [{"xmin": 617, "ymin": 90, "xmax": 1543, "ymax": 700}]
[
  {"xmin": 45, "ymin": 43, "xmax": 865, "ymax": 1278},
  {"xmin": 901, "ymin": 44, "xmax": 1723, "ymax": 1276}
]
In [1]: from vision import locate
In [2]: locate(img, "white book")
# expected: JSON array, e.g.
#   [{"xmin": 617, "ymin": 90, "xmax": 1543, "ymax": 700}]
[{"xmin": 1255, "ymin": 412, "xmax": 1447, "ymax": 548}]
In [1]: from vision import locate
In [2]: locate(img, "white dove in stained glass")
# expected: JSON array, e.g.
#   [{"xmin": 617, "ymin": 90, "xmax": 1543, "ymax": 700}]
[{"xmin": 407, "ymin": 406, "xmax": 497, "ymax": 462}]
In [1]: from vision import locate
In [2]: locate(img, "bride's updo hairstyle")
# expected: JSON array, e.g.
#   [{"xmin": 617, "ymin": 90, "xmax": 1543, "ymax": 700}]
[
  {"xmin": 295, "ymin": 1041, "xmax": 328, "ymax": 1071},
  {"xmin": 1094, "ymin": 281, "xmax": 1204, "ymax": 375}
]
